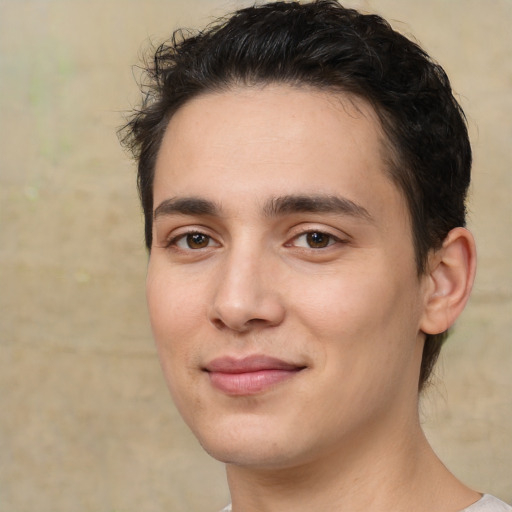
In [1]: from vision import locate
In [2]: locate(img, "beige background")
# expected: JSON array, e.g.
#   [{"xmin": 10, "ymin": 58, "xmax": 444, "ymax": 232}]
[{"xmin": 0, "ymin": 1, "xmax": 510, "ymax": 511}]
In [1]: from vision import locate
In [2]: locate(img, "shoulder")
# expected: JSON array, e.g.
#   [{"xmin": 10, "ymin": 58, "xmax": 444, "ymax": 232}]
[{"xmin": 462, "ymin": 495, "xmax": 512, "ymax": 512}]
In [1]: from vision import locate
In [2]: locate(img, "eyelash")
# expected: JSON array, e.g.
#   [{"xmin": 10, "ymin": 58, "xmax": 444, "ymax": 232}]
[
  {"xmin": 288, "ymin": 230, "xmax": 343, "ymax": 249},
  {"xmin": 165, "ymin": 228, "xmax": 344, "ymax": 252},
  {"xmin": 165, "ymin": 230, "xmax": 218, "ymax": 250}
]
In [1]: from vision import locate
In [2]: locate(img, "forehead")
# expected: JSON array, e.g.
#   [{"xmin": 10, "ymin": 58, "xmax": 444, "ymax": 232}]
[{"xmin": 153, "ymin": 85, "xmax": 405, "ymax": 222}]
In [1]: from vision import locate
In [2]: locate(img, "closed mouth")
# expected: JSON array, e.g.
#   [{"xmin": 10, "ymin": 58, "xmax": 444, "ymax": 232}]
[{"xmin": 203, "ymin": 355, "xmax": 306, "ymax": 395}]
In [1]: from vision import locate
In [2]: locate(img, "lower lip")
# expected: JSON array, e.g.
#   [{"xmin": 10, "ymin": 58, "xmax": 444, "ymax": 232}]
[{"xmin": 208, "ymin": 369, "xmax": 301, "ymax": 395}]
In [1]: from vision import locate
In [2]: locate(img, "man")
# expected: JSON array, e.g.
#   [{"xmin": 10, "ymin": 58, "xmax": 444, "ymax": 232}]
[{"xmin": 120, "ymin": 1, "xmax": 511, "ymax": 510}]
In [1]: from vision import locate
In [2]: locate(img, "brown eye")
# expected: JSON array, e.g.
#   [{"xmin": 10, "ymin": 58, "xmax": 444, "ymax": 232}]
[
  {"xmin": 169, "ymin": 231, "xmax": 220, "ymax": 251},
  {"xmin": 290, "ymin": 231, "xmax": 338, "ymax": 249},
  {"xmin": 186, "ymin": 233, "xmax": 211, "ymax": 249},
  {"xmin": 306, "ymin": 232, "xmax": 332, "ymax": 248}
]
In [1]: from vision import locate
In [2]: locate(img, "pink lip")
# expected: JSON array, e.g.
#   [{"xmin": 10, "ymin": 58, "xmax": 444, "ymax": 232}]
[{"xmin": 204, "ymin": 355, "xmax": 305, "ymax": 396}]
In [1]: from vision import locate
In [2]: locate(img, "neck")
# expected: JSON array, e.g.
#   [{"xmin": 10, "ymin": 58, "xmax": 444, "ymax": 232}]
[{"xmin": 225, "ymin": 410, "xmax": 479, "ymax": 512}]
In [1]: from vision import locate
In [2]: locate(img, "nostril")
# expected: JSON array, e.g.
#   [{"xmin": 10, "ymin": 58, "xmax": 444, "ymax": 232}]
[
  {"xmin": 211, "ymin": 317, "xmax": 228, "ymax": 330},
  {"xmin": 209, "ymin": 307, "xmax": 278, "ymax": 332},
  {"xmin": 209, "ymin": 316, "xmax": 255, "ymax": 332}
]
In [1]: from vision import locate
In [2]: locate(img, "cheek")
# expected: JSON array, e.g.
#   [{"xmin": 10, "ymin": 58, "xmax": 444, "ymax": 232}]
[
  {"xmin": 295, "ymin": 268, "xmax": 423, "ymax": 415},
  {"xmin": 146, "ymin": 266, "xmax": 208, "ymax": 418},
  {"xmin": 290, "ymin": 258, "xmax": 422, "ymax": 354},
  {"xmin": 146, "ymin": 263, "xmax": 206, "ymax": 364},
  {"xmin": 290, "ymin": 268, "xmax": 387, "ymax": 331}
]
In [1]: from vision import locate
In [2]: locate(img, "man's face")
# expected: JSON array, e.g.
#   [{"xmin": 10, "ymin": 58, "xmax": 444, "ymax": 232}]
[{"xmin": 147, "ymin": 85, "xmax": 430, "ymax": 469}]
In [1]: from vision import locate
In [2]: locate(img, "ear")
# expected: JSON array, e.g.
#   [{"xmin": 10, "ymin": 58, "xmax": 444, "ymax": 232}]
[{"xmin": 420, "ymin": 227, "xmax": 477, "ymax": 335}]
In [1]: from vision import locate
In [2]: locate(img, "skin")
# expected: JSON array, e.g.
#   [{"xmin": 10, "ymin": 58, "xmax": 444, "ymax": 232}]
[{"xmin": 147, "ymin": 85, "xmax": 478, "ymax": 512}]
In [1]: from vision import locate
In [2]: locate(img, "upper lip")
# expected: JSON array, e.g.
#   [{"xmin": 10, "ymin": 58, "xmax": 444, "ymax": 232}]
[{"xmin": 204, "ymin": 355, "xmax": 305, "ymax": 373}]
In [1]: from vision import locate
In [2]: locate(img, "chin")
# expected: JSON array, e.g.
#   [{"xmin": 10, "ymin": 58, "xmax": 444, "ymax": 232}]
[
  {"xmin": 198, "ymin": 429, "xmax": 279, "ymax": 465},
  {"xmin": 192, "ymin": 420, "xmax": 317, "ymax": 470},
  {"xmin": 203, "ymin": 443, "xmax": 299, "ymax": 469}
]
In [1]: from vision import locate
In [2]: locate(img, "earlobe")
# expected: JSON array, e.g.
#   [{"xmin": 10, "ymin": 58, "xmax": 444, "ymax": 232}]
[{"xmin": 420, "ymin": 227, "xmax": 477, "ymax": 335}]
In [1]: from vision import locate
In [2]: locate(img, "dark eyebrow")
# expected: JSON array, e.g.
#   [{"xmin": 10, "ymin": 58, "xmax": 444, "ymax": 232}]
[
  {"xmin": 153, "ymin": 194, "xmax": 372, "ymax": 222},
  {"xmin": 263, "ymin": 194, "xmax": 373, "ymax": 221},
  {"xmin": 153, "ymin": 197, "xmax": 220, "ymax": 220}
]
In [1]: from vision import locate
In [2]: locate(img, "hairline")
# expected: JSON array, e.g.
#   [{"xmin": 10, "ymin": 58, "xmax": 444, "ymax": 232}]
[{"xmin": 150, "ymin": 81, "xmax": 423, "ymax": 272}]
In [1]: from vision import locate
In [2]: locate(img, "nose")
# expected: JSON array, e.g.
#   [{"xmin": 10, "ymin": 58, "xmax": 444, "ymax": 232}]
[{"xmin": 208, "ymin": 250, "xmax": 286, "ymax": 333}]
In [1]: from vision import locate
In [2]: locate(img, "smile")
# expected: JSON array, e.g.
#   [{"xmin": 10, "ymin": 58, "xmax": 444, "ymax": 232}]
[{"xmin": 204, "ymin": 355, "xmax": 306, "ymax": 396}]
